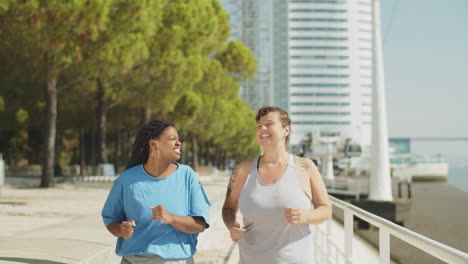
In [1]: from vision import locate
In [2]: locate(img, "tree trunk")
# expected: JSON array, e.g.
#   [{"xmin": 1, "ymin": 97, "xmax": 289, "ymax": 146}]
[
  {"xmin": 143, "ymin": 101, "xmax": 152, "ymax": 123},
  {"xmin": 91, "ymin": 127, "xmax": 96, "ymax": 166},
  {"xmin": 41, "ymin": 75, "xmax": 57, "ymax": 188},
  {"xmin": 124, "ymin": 129, "xmax": 131, "ymax": 164},
  {"xmin": 181, "ymin": 142, "xmax": 187, "ymax": 164},
  {"xmin": 192, "ymin": 136, "xmax": 199, "ymax": 172},
  {"xmin": 96, "ymin": 78, "xmax": 108, "ymax": 164},
  {"xmin": 214, "ymin": 145, "xmax": 220, "ymax": 169},
  {"xmin": 114, "ymin": 129, "xmax": 122, "ymax": 171},
  {"xmin": 80, "ymin": 128, "xmax": 86, "ymax": 176},
  {"xmin": 221, "ymin": 150, "xmax": 227, "ymax": 170},
  {"xmin": 204, "ymin": 143, "xmax": 211, "ymax": 166},
  {"xmin": 198, "ymin": 144, "xmax": 204, "ymax": 165},
  {"xmin": 113, "ymin": 131, "xmax": 118, "ymax": 168}
]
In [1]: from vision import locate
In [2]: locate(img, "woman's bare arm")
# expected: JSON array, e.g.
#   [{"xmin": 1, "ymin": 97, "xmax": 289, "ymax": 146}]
[
  {"xmin": 286, "ymin": 157, "xmax": 332, "ymax": 224},
  {"xmin": 222, "ymin": 161, "xmax": 251, "ymax": 242}
]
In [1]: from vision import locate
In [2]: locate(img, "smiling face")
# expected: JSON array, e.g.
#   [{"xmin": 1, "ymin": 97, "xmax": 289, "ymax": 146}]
[
  {"xmin": 149, "ymin": 126, "xmax": 182, "ymax": 162},
  {"xmin": 256, "ymin": 111, "xmax": 290, "ymax": 150}
]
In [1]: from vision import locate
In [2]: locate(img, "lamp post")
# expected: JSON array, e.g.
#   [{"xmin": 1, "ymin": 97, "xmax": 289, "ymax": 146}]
[{"xmin": 369, "ymin": 0, "xmax": 393, "ymax": 201}]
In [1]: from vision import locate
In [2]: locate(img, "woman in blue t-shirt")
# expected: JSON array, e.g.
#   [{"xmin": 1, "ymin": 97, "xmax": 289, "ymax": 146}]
[{"xmin": 102, "ymin": 120, "xmax": 210, "ymax": 264}]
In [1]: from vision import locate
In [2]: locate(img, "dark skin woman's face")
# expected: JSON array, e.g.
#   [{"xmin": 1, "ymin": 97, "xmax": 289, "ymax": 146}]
[{"xmin": 149, "ymin": 126, "xmax": 182, "ymax": 162}]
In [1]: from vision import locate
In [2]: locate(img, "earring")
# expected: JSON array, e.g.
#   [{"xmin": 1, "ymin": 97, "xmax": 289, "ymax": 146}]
[
  {"xmin": 260, "ymin": 146, "xmax": 264, "ymax": 155},
  {"xmin": 157, "ymin": 149, "xmax": 160, "ymax": 159}
]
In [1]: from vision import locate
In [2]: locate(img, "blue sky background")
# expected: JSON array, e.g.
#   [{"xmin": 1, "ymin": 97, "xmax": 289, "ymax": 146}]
[
  {"xmin": 381, "ymin": 0, "xmax": 467, "ymax": 138},
  {"xmin": 381, "ymin": 0, "xmax": 468, "ymax": 160}
]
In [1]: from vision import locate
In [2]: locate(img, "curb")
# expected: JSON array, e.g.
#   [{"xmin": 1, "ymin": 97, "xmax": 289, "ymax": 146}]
[{"xmin": 74, "ymin": 176, "xmax": 117, "ymax": 182}]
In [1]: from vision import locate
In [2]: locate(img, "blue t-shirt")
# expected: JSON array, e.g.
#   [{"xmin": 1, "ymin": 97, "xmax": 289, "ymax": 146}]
[{"xmin": 101, "ymin": 163, "xmax": 211, "ymax": 258}]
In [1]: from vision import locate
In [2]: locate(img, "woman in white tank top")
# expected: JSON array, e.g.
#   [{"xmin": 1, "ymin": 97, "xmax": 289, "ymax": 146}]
[{"xmin": 222, "ymin": 106, "xmax": 332, "ymax": 264}]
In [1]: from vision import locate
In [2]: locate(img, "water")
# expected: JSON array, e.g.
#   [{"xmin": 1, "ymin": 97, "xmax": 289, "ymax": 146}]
[
  {"xmin": 448, "ymin": 167, "xmax": 468, "ymax": 192},
  {"xmin": 411, "ymin": 140, "xmax": 468, "ymax": 192}
]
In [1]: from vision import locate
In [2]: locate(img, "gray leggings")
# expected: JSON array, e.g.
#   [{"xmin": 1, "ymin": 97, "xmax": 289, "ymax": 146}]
[{"xmin": 121, "ymin": 255, "xmax": 194, "ymax": 264}]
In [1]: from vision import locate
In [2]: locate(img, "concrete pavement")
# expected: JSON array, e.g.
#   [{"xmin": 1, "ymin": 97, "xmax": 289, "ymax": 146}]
[
  {"xmin": 0, "ymin": 176, "xmax": 237, "ymax": 264},
  {"xmin": 0, "ymin": 175, "xmax": 387, "ymax": 264}
]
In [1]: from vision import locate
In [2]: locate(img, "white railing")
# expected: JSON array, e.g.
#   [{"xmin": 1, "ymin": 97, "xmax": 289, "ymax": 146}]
[{"xmin": 313, "ymin": 196, "xmax": 468, "ymax": 264}]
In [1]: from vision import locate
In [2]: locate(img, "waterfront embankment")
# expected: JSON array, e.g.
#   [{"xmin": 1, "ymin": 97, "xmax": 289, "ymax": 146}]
[{"xmin": 356, "ymin": 181, "xmax": 468, "ymax": 264}]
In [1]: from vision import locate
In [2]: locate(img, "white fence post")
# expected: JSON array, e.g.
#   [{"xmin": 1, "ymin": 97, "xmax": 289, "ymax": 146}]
[
  {"xmin": 326, "ymin": 219, "xmax": 332, "ymax": 263},
  {"xmin": 380, "ymin": 227, "xmax": 391, "ymax": 264},
  {"xmin": 344, "ymin": 208, "xmax": 353, "ymax": 264}
]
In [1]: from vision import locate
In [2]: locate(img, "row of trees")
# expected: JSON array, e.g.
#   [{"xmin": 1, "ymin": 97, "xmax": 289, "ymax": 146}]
[{"xmin": 0, "ymin": 0, "xmax": 260, "ymax": 187}]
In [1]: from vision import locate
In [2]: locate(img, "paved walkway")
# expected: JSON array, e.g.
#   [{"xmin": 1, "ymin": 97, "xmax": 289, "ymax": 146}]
[
  {"xmin": 0, "ymin": 176, "xmax": 237, "ymax": 264},
  {"xmin": 0, "ymin": 176, "xmax": 385, "ymax": 264}
]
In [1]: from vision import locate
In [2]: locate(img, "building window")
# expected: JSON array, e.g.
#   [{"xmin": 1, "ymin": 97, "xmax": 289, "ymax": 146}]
[
  {"xmin": 291, "ymin": 92, "xmax": 350, "ymax": 97},
  {"xmin": 291, "ymin": 64, "xmax": 349, "ymax": 69},
  {"xmin": 291, "ymin": 74, "xmax": 349, "ymax": 78},
  {"xmin": 291, "ymin": 83, "xmax": 349, "ymax": 87},
  {"xmin": 290, "ymin": 36, "xmax": 348, "ymax": 41},
  {"xmin": 293, "ymin": 121, "xmax": 352, "ymax": 125},
  {"xmin": 290, "ymin": 55, "xmax": 349, "ymax": 60},
  {"xmin": 290, "ymin": 18, "xmax": 347, "ymax": 22},
  {"xmin": 291, "ymin": 102, "xmax": 351, "ymax": 106},
  {"xmin": 289, "ymin": 0, "xmax": 346, "ymax": 3},
  {"xmin": 290, "ymin": 27, "xmax": 347, "ymax": 32},
  {"xmin": 291, "ymin": 46, "xmax": 348, "ymax": 50},
  {"xmin": 292, "ymin": 111, "xmax": 351, "ymax": 116},
  {"xmin": 290, "ymin": 9, "xmax": 347, "ymax": 13}
]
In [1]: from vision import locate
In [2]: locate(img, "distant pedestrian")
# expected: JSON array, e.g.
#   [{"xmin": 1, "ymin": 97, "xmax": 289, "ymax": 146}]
[
  {"xmin": 102, "ymin": 120, "xmax": 210, "ymax": 264},
  {"xmin": 222, "ymin": 106, "xmax": 332, "ymax": 263},
  {"xmin": 228, "ymin": 159, "xmax": 235, "ymax": 172}
]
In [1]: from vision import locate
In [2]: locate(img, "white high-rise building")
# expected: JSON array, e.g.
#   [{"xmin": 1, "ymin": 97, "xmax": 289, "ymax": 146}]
[
  {"xmin": 222, "ymin": 0, "xmax": 379, "ymax": 147},
  {"xmin": 288, "ymin": 0, "xmax": 374, "ymax": 146},
  {"xmin": 222, "ymin": 0, "xmax": 274, "ymax": 112}
]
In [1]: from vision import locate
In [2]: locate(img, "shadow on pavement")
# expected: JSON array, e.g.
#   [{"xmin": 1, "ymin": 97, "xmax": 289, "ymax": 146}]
[{"xmin": 0, "ymin": 257, "xmax": 65, "ymax": 264}]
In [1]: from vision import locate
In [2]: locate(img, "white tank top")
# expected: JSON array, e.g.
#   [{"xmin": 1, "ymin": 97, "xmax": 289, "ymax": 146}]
[{"xmin": 238, "ymin": 154, "xmax": 314, "ymax": 264}]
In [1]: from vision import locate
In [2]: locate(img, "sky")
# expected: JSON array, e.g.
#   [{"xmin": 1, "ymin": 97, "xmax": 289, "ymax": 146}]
[
  {"xmin": 380, "ymin": 0, "xmax": 468, "ymax": 139},
  {"xmin": 221, "ymin": 0, "xmax": 468, "ymax": 160},
  {"xmin": 380, "ymin": 0, "xmax": 468, "ymax": 160}
]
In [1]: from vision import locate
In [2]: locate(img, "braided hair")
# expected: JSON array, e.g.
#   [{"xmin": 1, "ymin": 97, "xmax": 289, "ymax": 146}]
[{"xmin": 126, "ymin": 120, "xmax": 175, "ymax": 170}]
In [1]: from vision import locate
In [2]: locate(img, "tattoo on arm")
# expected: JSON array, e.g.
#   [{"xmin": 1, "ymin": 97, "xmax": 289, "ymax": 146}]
[
  {"xmin": 222, "ymin": 208, "xmax": 236, "ymax": 228},
  {"xmin": 301, "ymin": 164, "xmax": 311, "ymax": 171},
  {"xmin": 226, "ymin": 166, "xmax": 240, "ymax": 197}
]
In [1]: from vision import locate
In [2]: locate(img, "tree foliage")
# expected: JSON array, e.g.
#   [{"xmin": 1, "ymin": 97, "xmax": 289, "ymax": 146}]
[{"xmin": 0, "ymin": 0, "xmax": 260, "ymax": 184}]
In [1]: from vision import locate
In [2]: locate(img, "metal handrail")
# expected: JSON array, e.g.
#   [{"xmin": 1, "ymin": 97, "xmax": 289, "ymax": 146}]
[{"xmin": 329, "ymin": 196, "xmax": 468, "ymax": 264}]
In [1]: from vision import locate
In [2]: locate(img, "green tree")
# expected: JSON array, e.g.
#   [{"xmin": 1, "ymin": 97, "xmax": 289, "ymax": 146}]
[
  {"xmin": 132, "ymin": 0, "xmax": 230, "ymax": 123},
  {"xmin": 175, "ymin": 38, "xmax": 258, "ymax": 169},
  {"xmin": 83, "ymin": 0, "xmax": 163, "ymax": 164},
  {"xmin": 9, "ymin": 109, "xmax": 31, "ymax": 165},
  {"xmin": 0, "ymin": 0, "xmax": 160, "ymax": 187}
]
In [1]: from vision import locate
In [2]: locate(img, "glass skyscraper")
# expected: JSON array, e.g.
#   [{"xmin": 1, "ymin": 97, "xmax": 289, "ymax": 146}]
[{"xmin": 222, "ymin": 0, "xmax": 378, "ymax": 147}]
